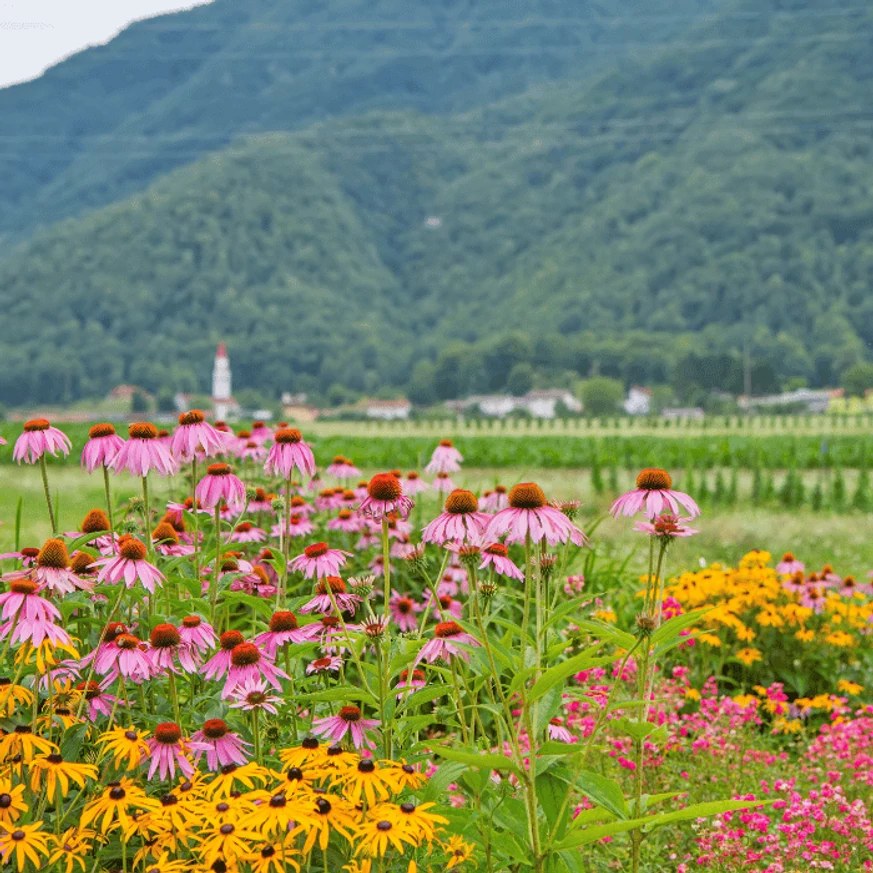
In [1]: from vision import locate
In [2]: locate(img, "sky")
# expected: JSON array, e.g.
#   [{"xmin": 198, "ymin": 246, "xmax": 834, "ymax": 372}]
[{"xmin": 0, "ymin": 0, "xmax": 212, "ymax": 87}]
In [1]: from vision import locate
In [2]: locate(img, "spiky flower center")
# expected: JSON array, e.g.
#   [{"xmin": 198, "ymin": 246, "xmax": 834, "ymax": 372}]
[
  {"xmin": 315, "ymin": 576, "xmax": 346, "ymax": 595},
  {"xmin": 119, "ymin": 538, "xmax": 147, "ymax": 561},
  {"xmin": 81, "ymin": 508, "xmax": 111, "ymax": 534},
  {"xmin": 116, "ymin": 634, "xmax": 140, "ymax": 650},
  {"xmin": 9, "ymin": 579, "xmax": 38, "ymax": 595},
  {"xmin": 435, "ymin": 621, "xmax": 463, "ymax": 639},
  {"xmin": 37, "ymin": 539, "xmax": 70, "ymax": 569},
  {"xmin": 182, "ymin": 615, "xmax": 202, "ymax": 629},
  {"xmin": 89, "ymin": 423, "xmax": 116, "ymax": 438},
  {"xmin": 274, "ymin": 428, "xmax": 303, "ymax": 445},
  {"xmin": 152, "ymin": 522, "xmax": 179, "ymax": 544},
  {"xmin": 235, "ymin": 522, "xmax": 253, "ymax": 534},
  {"xmin": 844, "ymin": 576, "xmax": 856, "ymax": 588},
  {"xmin": 368, "ymin": 474, "xmax": 402, "ymax": 501},
  {"xmin": 508, "ymin": 483, "xmax": 547, "ymax": 509},
  {"xmin": 150, "ymin": 624, "xmax": 181, "ymax": 648},
  {"xmin": 494, "ymin": 485, "xmax": 507, "ymax": 494},
  {"xmin": 23, "ymin": 418, "xmax": 50, "ymax": 432},
  {"xmin": 102, "ymin": 622, "xmax": 127, "ymax": 643},
  {"xmin": 395, "ymin": 597, "xmax": 413, "ymax": 614},
  {"xmin": 230, "ymin": 643, "xmax": 260, "ymax": 667},
  {"xmin": 178, "ymin": 410, "xmax": 205, "ymax": 426},
  {"xmin": 311, "ymin": 657, "xmax": 333, "ymax": 670},
  {"xmin": 207, "ymin": 463, "xmax": 231, "ymax": 476},
  {"xmin": 337, "ymin": 509, "xmax": 353, "ymax": 521},
  {"xmin": 155, "ymin": 723, "xmax": 182, "ymax": 744},
  {"xmin": 782, "ymin": 552, "xmax": 795, "ymax": 562},
  {"xmin": 321, "ymin": 616, "xmax": 340, "ymax": 629},
  {"xmin": 268, "ymin": 611, "xmax": 298, "ymax": 633},
  {"xmin": 304, "ymin": 542, "xmax": 330, "ymax": 559},
  {"xmin": 484, "ymin": 543, "xmax": 508, "ymax": 557},
  {"xmin": 339, "ymin": 706, "xmax": 361, "ymax": 723},
  {"xmin": 202, "ymin": 719, "xmax": 229, "ymax": 739},
  {"xmin": 129, "ymin": 422, "xmax": 158, "ymax": 440},
  {"xmin": 635, "ymin": 468, "xmax": 672, "ymax": 491},
  {"xmin": 400, "ymin": 669, "xmax": 425, "ymax": 682},
  {"xmin": 220, "ymin": 631, "xmax": 245, "ymax": 651},
  {"xmin": 20, "ymin": 548, "xmax": 40, "ymax": 559},
  {"xmin": 444, "ymin": 489, "xmax": 479, "ymax": 514},
  {"xmin": 439, "ymin": 439, "xmax": 454, "ymax": 448},
  {"xmin": 77, "ymin": 681, "xmax": 101, "ymax": 699}
]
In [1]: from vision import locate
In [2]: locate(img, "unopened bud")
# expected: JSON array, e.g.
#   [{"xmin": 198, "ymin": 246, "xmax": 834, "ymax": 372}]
[
  {"xmin": 271, "ymin": 497, "xmax": 285, "ymax": 513},
  {"xmin": 457, "ymin": 545, "xmax": 482, "ymax": 571},
  {"xmin": 348, "ymin": 576, "xmax": 375, "ymax": 600},
  {"xmin": 479, "ymin": 581, "xmax": 498, "ymax": 599},
  {"xmin": 635, "ymin": 614, "xmax": 657, "ymax": 637},
  {"xmin": 245, "ymin": 485, "xmax": 259, "ymax": 502}
]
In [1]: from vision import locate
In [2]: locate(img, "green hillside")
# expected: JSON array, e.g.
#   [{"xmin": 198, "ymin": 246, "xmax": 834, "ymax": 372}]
[
  {"xmin": 0, "ymin": 0, "xmax": 721, "ymax": 245},
  {"xmin": 1, "ymin": 0, "xmax": 872, "ymax": 407}
]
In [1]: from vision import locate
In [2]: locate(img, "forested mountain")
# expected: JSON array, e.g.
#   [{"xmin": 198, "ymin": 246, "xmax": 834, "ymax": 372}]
[
  {"xmin": 1, "ymin": 0, "xmax": 872, "ymax": 407},
  {"xmin": 0, "ymin": 0, "xmax": 722, "ymax": 245}
]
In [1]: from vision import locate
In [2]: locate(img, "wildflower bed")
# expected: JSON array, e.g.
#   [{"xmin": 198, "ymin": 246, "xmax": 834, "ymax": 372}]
[{"xmin": 0, "ymin": 417, "xmax": 871, "ymax": 872}]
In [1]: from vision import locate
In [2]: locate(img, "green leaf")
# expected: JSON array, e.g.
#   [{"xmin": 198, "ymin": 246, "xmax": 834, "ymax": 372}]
[
  {"xmin": 537, "ymin": 771, "xmax": 572, "ymax": 840},
  {"xmin": 572, "ymin": 619, "xmax": 636, "ymax": 650},
  {"xmin": 534, "ymin": 685, "xmax": 564, "ymax": 737},
  {"xmin": 421, "ymin": 762, "xmax": 466, "ymax": 803},
  {"xmin": 646, "ymin": 799, "xmax": 767, "ymax": 828},
  {"xmin": 650, "ymin": 609, "xmax": 711, "ymax": 645},
  {"xmin": 537, "ymin": 740, "xmax": 583, "ymax": 758},
  {"xmin": 529, "ymin": 642, "xmax": 608, "ymax": 703},
  {"xmin": 573, "ymin": 771, "xmax": 629, "ymax": 820},
  {"xmin": 430, "ymin": 746, "xmax": 521, "ymax": 777}
]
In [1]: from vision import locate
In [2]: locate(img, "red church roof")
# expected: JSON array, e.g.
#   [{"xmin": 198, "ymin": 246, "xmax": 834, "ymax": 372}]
[{"xmin": 216, "ymin": 341, "xmax": 227, "ymax": 358}]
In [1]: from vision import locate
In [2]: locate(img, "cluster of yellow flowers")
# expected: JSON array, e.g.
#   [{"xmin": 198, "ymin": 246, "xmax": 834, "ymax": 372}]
[
  {"xmin": 0, "ymin": 730, "xmax": 474, "ymax": 873},
  {"xmin": 664, "ymin": 550, "xmax": 873, "ymax": 669}
]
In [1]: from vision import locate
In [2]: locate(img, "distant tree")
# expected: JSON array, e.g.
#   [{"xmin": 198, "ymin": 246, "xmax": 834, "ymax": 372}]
[
  {"xmin": 131, "ymin": 390, "xmax": 150, "ymax": 413},
  {"xmin": 157, "ymin": 392, "xmax": 176, "ymax": 413},
  {"xmin": 507, "ymin": 362, "xmax": 534, "ymax": 396},
  {"xmin": 841, "ymin": 361, "xmax": 873, "ymax": 397},
  {"xmin": 581, "ymin": 377, "xmax": 624, "ymax": 417}
]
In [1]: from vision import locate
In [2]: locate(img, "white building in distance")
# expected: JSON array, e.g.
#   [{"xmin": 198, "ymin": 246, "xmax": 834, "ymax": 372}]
[
  {"xmin": 212, "ymin": 341, "xmax": 239, "ymax": 421},
  {"xmin": 624, "ymin": 386, "xmax": 652, "ymax": 416}
]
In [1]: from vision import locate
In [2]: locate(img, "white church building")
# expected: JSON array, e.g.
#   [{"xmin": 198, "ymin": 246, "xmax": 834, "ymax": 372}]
[{"xmin": 212, "ymin": 341, "xmax": 240, "ymax": 421}]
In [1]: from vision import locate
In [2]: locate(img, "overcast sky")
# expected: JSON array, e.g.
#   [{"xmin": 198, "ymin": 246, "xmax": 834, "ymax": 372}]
[{"xmin": 0, "ymin": 0, "xmax": 213, "ymax": 87}]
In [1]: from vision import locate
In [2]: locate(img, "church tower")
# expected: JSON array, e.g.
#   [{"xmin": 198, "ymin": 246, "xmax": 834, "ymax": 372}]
[{"xmin": 212, "ymin": 341, "xmax": 233, "ymax": 420}]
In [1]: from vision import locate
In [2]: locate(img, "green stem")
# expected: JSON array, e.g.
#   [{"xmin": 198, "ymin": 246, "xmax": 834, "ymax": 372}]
[
  {"xmin": 253, "ymin": 707, "xmax": 262, "ymax": 765},
  {"xmin": 191, "ymin": 457, "xmax": 200, "ymax": 580},
  {"xmin": 141, "ymin": 476, "xmax": 153, "ymax": 557},
  {"xmin": 168, "ymin": 671, "xmax": 181, "ymax": 727},
  {"xmin": 278, "ymin": 475, "xmax": 292, "ymax": 610},
  {"xmin": 381, "ymin": 519, "xmax": 391, "ymax": 620},
  {"xmin": 210, "ymin": 505, "xmax": 222, "ymax": 623},
  {"xmin": 102, "ymin": 465, "xmax": 116, "ymax": 554},
  {"xmin": 39, "ymin": 455, "xmax": 56, "ymax": 533}
]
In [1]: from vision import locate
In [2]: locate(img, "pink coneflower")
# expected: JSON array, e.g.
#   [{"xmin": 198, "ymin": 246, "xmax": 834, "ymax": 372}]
[
  {"xmin": 403, "ymin": 471, "xmax": 430, "ymax": 495},
  {"xmin": 95, "ymin": 633, "xmax": 152, "ymax": 683},
  {"xmin": 12, "ymin": 418, "xmax": 71, "ymax": 464},
  {"xmin": 426, "ymin": 591, "xmax": 463, "ymax": 620},
  {"xmin": 287, "ymin": 495, "xmax": 315, "ymax": 516},
  {"xmin": 775, "ymin": 552, "xmax": 805, "ymax": 575},
  {"xmin": 480, "ymin": 486, "xmax": 509, "ymax": 513},
  {"xmin": 228, "ymin": 522, "xmax": 267, "ymax": 544},
  {"xmin": 81, "ymin": 423, "xmax": 125, "ymax": 473},
  {"xmin": 610, "ymin": 468, "xmax": 700, "ymax": 519},
  {"xmin": 306, "ymin": 656, "xmax": 343, "ymax": 676},
  {"xmin": 228, "ymin": 677, "xmax": 282, "ymax": 715},
  {"xmin": 147, "ymin": 624, "xmax": 189, "ymax": 675},
  {"xmin": 271, "ymin": 514, "xmax": 315, "ymax": 540},
  {"xmin": 358, "ymin": 474, "xmax": 414, "ymax": 521},
  {"xmin": 250, "ymin": 421, "xmax": 273, "ymax": 445},
  {"xmin": 564, "ymin": 574, "xmax": 586, "ymax": 595},
  {"xmin": 238, "ymin": 440, "xmax": 267, "ymax": 462},
  {"xmin": 247, "ymin": 487, "xmax": 274, "ymax": 514},
  {"xmin": 190, "ymin": 719, "xmax": 251, "ymax": 770},
  {"xmin": 111, "ymin": 423, "xmax": 177, "ymax": 477},
  {"xmin": 835, "ymin": 575, "xmax": 873, "ymax": 598},
  {"xmin": 421, "ymin": 490, "xmax": 489, "ymax": 545},
  {"xmin": 395, "ymin": 668, "xmax": 426, "ymax": 698},
  {"xmin": 264, "ymin": 428, "xmax": 316, "ymax": 479},
  {"xmin": 78, "ymin": 621, "xmax": 127, "ymax": 670},
  {"xmin": 312, "ymin": 705, "xmax": 379, "ymax": 749},
  {"xmin": 633, "ymin": 513, "xmax": 698, "ymax": 539},
  {"xmin": 782, "ymin": 571, "xmax": 807, "ymax": 595},
  {"xmin": 151, "ymin": 522, "xmax": 194, "ymax": 557},
  {"xmin": 478, "ymin": 543, "xmax": 523, "ymax": 580},
  {"xmin": 299, "ymin": 577, "xmax": 361, "ymax": 615},
  {"xmin": 195, "ymin": 463, "xmax": 246, "ymax": 510},
  {"xmin": 425, "ymin": 439, "xmax": 463, "ymax": 474},
  {"xmin": 12, "ymin": 538, "xmax": 93, "ymax": 595},
  {"xmin": 178, "ymin": 614, "xmax": 217, "ymax": 659},
  {"xmin": 416, "ymin": 621, "xmax": 480, "ymax": 665},
  {"xmin": 147, "ymin": 723, "xmax": 205, "ymax": 781},
  {"xmin": 92, "ymin": 536, "xmax": 165, "ymax": 593},
  {"xmin": 388, "ymin": 592, "xmax": 422, "ymax": 632},
  {"xmin": 289, "ymin": 542, "xmax": 351, "ymax": 579},
  {"xmin": 171, "ymin": 410, "xmax": 228, "ymax": 460},
  {"xmin": 76, "ymin": 680, "xmax": 116, "ymax": 720},
  {"xmin": 312, "ymin": 615, "xmax": 361, "ymax": 654},
  {"xmin": 221, "ymin": 642, "xmax": 287, "ymax": 698},
  {"xmin": 0, "ymin": 547, "xmax": 41, "ymax": 568},
  {"xmin": 202, "ymin": 630, "xmax": 246, "ymax": 682},
  {"xmin": 0, "ymin": 579, "xmax": 70, "ymax": 647},
  {"xmin": 432, "ymin": 473, "xmax": 456, "ymax": 494},
  {"xmin": 326, "ymin": 456, "xmax": 362, "ymax": 480},
  {"xmin": 164, "ymin": 498, "xmax": 210, "ymax": 526},
  {"xmin": 327, "ymin": 510, "xmax": 363, "ymax": 534},
  {"xmin": 485, "ymin": 483, "xmax": 588, "ymax": 547},
  {"xmin": 799, "ymin": 586, "xmax": 827, "ymax": 614},
  {"xmin": 315, "ymin": 488, "xmax": 345, "ymax": 512},
  {"xmin": 548, "ymin": 717, "xmax": 575, "ymax": 743}
]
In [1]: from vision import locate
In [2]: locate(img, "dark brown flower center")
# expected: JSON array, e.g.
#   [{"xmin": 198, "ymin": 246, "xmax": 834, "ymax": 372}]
[
  {"xmin": 230, "ymin": 643, "xmax": 260, "ymax": 666},
  {"xmin": 37, "ymin": 538, "xmax": 70, "ymax": 569},
  {"xmin": 635, "ymin": 468, "xmax": 672, "ymax": 491},
  {"xmin": 178, "ymin": 410, "xmax": 205, "ymax": 426},
  {"xmin": 435, "ymin": 621, "xmax": 463, "ymax": 639},
  {"xmin": 508, "ymin": 483, "xmax": 547, "ymax": 509},
  {"xmin": 182, "ymin": 615, "xmax": 202, "ymax": 628},
  {"xmin": 23, "ymin": 418, "xmax": 50, "ymax": 432},
  {"xmin": 368, "ymin": 474, "xmax": 402, "ymax": 501},
  {"xmin": 304, "ymin": 542, "xmax": 330, "ymax": 559},
  {"xmin": 315, "ymin": 576, "xmax": 346, "ymax": 595},
  {"xmin": 444, "ymin": 489, "xmax": 479, "ymax": 514},
  {"xmin": 150, "ymin": 624, "xmax": 181, "ymax": 648},
  {"xmin": 274, "ymin": 428, "xmax": 303, "ymax": 444},
  {"xmin": 9, "ymin": 579, "xmax": 38, "ymax": 595},
  {"xmin": 484, "ymin": 543, "xmax": 508, "ymax": 557},
  {"xmin": 154, "ymin": 723, "xmax": 182, "ymax": 744},
  {"xmin": 339, "ymin": 706, "xmax": 361, "ymax": 723},
  {"xmin": 202, "ymin": 719, "xmax": 229, "ymax": 739},
  {"xmin": 129, "ymin": 422, "xmax": 158, "ymax": 440},
  {"xmin": 207, "ymin": 463, "xmax": 231, "ymax": 476},
  {"xmin": 220, "ymin": 631, "xmax": 245, "ymax": 651}
]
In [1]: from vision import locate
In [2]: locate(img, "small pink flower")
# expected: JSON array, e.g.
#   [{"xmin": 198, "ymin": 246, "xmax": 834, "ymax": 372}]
[
  {"xmin": 415, "ymin": 621, "xmax": 480, "ymax": 666},
  {"xmin": 388, "ymin": 592, "xmax": 423, "ymax": 632},
  {"xmin": 357, "ymin": 474, "xmax": 414, "ymax": 521},
  {"xmin": 610, "ymin": 468, "xmax": 700, "ymax": 519},
  {"xmin": 312, "ymin": 705, "xmax": 379, "ymax": 749},
  {"xmin": 111, "ymin": 423, "xmax": 177, "ymax": 477},
  {"xmin": 4, "ymin": 539, "xmax": 92, "ymax": 596},
  {"xmin": 190, "ymin": 719, "xmax": 251, "ymax": 770},
  {"xmin": 403, "ymin": 472, "xmax": 430, "ymax": 495},
  {"xmin": 425, "ymin": 439, "xmax": 463, "ymax": 474},
  {"xmin": 289, "ymin": 542, "xmax": 351, "ymax": 579},
  {"xmin": 299, "ymin": 576, "xmax": 361, "ymax": 615},
  {"xmin": 633, "ymin": 514, "xmax": 698, "ymax": 539},
  {"xmin": 548, "ymin": 718, "xmax": 576, "ymax": 743},
  {"xmin": 171, "ymin": 410, "xmax": 228, "ymax": 460},
  {"xmin": 195, "ymin": 463, "xmax": 246, "ymax": 510},
  {"xmin": 264, "ymin": 428, "xmax": 316, "ymax": 479},
  {"xmin": 422, "ymin": 490, "xmax": 490, "ymax": 545},
  {"xmin": 227, "ymin": 522, "xmax": 267, "ymax": 544},
  {"xmin": 95, "ymin": 633, "xmax": 152, "ymax": 683},
  {"xmin": 221, "ymin": 642, "xmax": 287, "ymax": 699},
  {"xmin": 305, "ymin": 656, "xmax": 343, "ymax": 675},
  {"xmin": 92, "ymin": 537, "xmax": 165, "ymax": 594},
  {"xmin": 432, "ymin": 473, "xmax": 456, "ymax": 494},
  {"xmin": 478, "ymin": 543, "xmax": 524, "ymax": 580},
  {"xmin": 326, "ymin": 456, "xmax": 361, "ymax": 480},
  {"xmin": 480, "ymin": 487, "xmax": 509, "ymax": 512},
  {"xmin": 12, "ymin": 418, "xmax": 71, "ymax": 464},
  {"xmin": 81, "ymin": 423, "xmax": 125, "ymax": 473},
  {"xmin": 0, "ymin": 579, "xmax": 70, "ymax": 647},
  {"xmin": 272, "ymin": 514, "xmax": 315, "ymax": 539},
  {"xmin": 395, "ymin": 668, "xmax": 426, "ymax": 698},
  {"xmin": 228, "ymin": 676, "xmax": 281, "ymax": 714},
  {"xmin": 775, "ymin": 552, "xmax": 805, "ymax": 575}
]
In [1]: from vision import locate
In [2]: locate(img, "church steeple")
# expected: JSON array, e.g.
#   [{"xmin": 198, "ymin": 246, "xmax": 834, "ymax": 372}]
[{"xmin": 212, "ymin": 341, "xmax": 233, "ymax": 420}]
